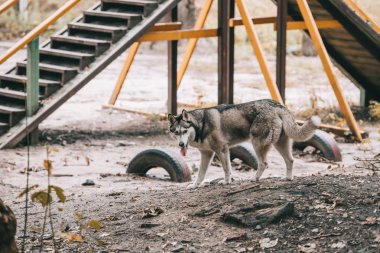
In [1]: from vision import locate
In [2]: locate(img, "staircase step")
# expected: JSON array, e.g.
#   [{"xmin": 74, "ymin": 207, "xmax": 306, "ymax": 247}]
[
  {"xmin": 68, "ymin": 22, "xmax": 127, "ymax": 43},
  {"xmin": 0, "ymin": 105, "xmax": 25, "ymax": 126},
  {"xmin": 101, "ymin": 0, "xmax": 158, "ymax": 17},
  {"xmin": 0, "ymin": 122, "xmax": 9, "ymax": 136},
  {"xmin": 0, "ymin": 74, "xmax": 61, "ymax": 97},
  {"xmin": 16, "ymin": 62, "xmax": 78, "ymax": 84},
  {"xmin": 40, "ymin": 48, "xmax": 95, "ymax": 70},
  {"xmin": 0, "ymin": 88, "xmax": 27, "ymax": 100},
  {"xmin": 0, "ymin": 88, "xmax": 28, "ymax": 107},
  {"xmin": 83, "ymin": 10, "xmax": 142, "ymax": 28},
  {"xmin": 51, "ymin": 35, "xmax": 111, "ymax": 57}
]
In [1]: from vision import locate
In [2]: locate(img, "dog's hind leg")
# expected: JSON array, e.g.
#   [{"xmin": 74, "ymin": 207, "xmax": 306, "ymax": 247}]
[
  {"xmin": 252, "ymin": 142, "xmax": 271, "ymax": 181},
  {"xmin": 188, "ymin": 150, "xmax": 215, "ymax": 188},
  {"xmin": 216, "ymin": 148, "xmax": 232, "ymax": 185},
  {"xmin": 274, "ymin": 135, "xmax": 294, "ymax": 180}
]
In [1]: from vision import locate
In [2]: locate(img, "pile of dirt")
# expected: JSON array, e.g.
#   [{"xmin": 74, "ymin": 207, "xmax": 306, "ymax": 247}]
[{"xmin": 10, "ymin": 174, "xmax": 380, "ymax": 252}]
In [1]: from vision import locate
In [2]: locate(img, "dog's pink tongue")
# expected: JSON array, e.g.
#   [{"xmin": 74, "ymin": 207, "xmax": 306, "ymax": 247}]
[{"xmin": 180, "ymin": 147, "xmax": 187, "ymax": 156}]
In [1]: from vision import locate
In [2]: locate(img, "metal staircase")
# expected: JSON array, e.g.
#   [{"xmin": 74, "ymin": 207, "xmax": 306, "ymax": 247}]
[{"xmin": 0, "ymin": 0, "xmax": 180, "ymax": 148}]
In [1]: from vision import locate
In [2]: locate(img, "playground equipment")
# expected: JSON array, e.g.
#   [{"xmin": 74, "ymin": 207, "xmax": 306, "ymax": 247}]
[
  {"xmin": 0, "ymin": 0, "xmax": 379, "ymax": 149},
  {"xmin": 106, "ymin": 0, "xmax": 380, "ymax": 141}
]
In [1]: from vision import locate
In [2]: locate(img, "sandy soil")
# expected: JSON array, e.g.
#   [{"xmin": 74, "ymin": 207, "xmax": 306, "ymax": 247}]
[{"xmin": 0, "ymin": 42, "xmax": 379, "ymax": 252}]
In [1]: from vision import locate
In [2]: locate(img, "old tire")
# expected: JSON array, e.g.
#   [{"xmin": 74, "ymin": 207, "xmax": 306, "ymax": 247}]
[
  {"xmin": 230, "ymin": 144, "xmax": 258, "ymax": 170},
  {"xmin": 127, "ymin": 149, "xmax": 191, "ymax": 182},
  {"xmin": 294, "ymin": 129, "xmax": 342, "ymax": 162}
]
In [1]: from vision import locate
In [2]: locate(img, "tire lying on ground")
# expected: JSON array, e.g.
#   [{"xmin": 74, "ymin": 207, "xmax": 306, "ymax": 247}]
[
  {"xmin": 293, "ymin": 129, "xmax": 342, "ymax": 162},
  {"xmin": 127, "ymin": 149, "xmax": 192, "ymax": 183},
  {"xmin": 229, "ymin": 144, "xmax": 258, "ymax": 170}
]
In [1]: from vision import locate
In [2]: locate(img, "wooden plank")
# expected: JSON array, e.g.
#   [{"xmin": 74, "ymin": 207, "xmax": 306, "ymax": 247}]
[
  {"xmin": 236, "ymin": 0, "xmax": 283, "ymax": 105},
  {"xmin": 102, "ymin": 104, "xmax": 166, "ymax": 120},
  {"xmin": 296, "ymin": 0, "xmax": 362, "ymax": 141},
  {"xmin": 108, "ymin": 42, "xmax": 140, "ymax": 105},
  {"xmin": 139, "ymin": 28, "xmax": 217, "ymax": 41},
  {"xmin": 176, "ymin": 0, "xmax": 213, "ymax": 88},
  {"xmin": 284, "ymin": 20, "xmax": 342, "ymax": 30},
  {"xmin": 26, "ymin": 37, "xmax": 40, "ymax": 117},
  {"xmin": 149, "ymin": 22, "xmax": 182, "ymax": 32}
]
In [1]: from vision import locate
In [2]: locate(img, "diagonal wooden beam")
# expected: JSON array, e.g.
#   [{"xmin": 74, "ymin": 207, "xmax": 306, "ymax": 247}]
[
  {"xmin": 108, "ymin": 42, "xmax": 141, "ymax": 105},
  {"xmin": 176, "ymin": 0, "xmax": 214, "ymax": 88},
  {"xmin": 296, "ymin": 0, "xmax": 362, "ymax": 141},
  {"xmin": 236, "ymin": 0, "xmax": 284, "ymax": 105}
]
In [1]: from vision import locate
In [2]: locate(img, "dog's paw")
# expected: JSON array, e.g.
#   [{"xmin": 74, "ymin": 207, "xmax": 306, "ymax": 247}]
[
  {"xmin": 218, "ymin": 178, "xmax": 232, "ymax": 185},
  {"xmin": 187, "ymin": 182, "xmax": 200, "ymax": 189},
  {"xmin": 286, "ymin": 176, "xmax": 293, "ymax": 181}
]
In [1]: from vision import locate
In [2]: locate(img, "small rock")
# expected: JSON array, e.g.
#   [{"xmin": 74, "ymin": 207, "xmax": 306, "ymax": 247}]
[
  {"xmin": 254, "ymin": 225, "xmax": 262, "ymax": 230},
  {"xmin": 42, "ymin": 234, "xmax": 52, "ymax": 240},
  {"xmin": 171, "ymin": 245, "xmax": 184, "ymax": 252},
  {"xmin": 82, "ymin": 179, "xmax": 95, "ymax": 186}
]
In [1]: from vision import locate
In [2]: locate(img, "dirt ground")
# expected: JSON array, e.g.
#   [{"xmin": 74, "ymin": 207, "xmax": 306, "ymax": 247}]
[{"xmin": 0, "ymin": 40, "xmax": 379, "ymax": 252}]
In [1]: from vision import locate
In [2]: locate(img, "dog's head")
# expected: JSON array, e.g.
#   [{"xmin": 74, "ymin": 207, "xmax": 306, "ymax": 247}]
[{"xmin": 168, "ymin": 109, "xmax": 196, "ymax": 156}]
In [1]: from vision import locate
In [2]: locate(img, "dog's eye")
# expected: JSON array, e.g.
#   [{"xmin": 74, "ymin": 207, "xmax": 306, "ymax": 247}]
[
  {"xmin": 175, "ymin": 130, "xmax": 179, "ymax": 135},
  {"xmin": 183, "ymin": 129, "xmax": 188, "ymax": 134}
]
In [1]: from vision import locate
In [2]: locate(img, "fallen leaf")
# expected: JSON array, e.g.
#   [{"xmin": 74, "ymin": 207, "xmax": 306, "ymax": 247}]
[
  {"xmin": 75, "ymin": 212, "xmax": 83, "ymax": 221},
  {"xmin": 259, "ymin": 238, "xmax": 278, "ymax": 249},
  {"xmin": 61, "ymin": 233, "xmax": 84, "ymax": 242},
  {"xmin": 87, "ymin": 219, "xmax": 101, "ymax": 231}
]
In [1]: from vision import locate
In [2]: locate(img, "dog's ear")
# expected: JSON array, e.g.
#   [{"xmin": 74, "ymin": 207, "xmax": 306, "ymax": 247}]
[
  {"xmin": 168, "ymin": 114, "xmax": 176, "ymax": 124},
  {"xmin": 182, "ymin": 109, "xmax": 190, "ymax": 121}
]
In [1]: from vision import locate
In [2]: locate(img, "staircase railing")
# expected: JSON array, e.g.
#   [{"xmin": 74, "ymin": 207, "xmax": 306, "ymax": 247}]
[
  {"xmin": 0, "ymin": 0, "xmax": 81, "ymax": 117},
  {"xmin": 0, "ymin": 0, "xmax": 17, "ymax": 15}
]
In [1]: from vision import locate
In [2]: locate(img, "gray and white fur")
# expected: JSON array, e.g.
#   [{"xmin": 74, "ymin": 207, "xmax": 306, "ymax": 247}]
[{"xmin": 168, "ymin": 99, "xmax": 320, "ymax": 188}]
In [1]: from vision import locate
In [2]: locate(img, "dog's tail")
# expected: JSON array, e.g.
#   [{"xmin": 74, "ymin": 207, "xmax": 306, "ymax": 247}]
[{"xmin": 282, "ymin": 114, "xmax": 321, "ymax": 142}]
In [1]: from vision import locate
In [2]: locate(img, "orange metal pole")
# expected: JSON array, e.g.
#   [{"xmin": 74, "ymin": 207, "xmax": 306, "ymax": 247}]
[
  {"xmin": 0, "ymin": 0, "xmax": 81, "ymax": 65},
  {"xmin": 108, "ymin": 42, "xmax": 141, "ymax": 105},
  {"xmin": 296, "ymin": 0, "xmax": 362, "ymax": 141},
  {"xmin": 236, "ymin": 0, "xmax": 284, "ymax": 105},
  {"xmin": 0, "ymin": 0, "xmax": 17, "ymax": 15},
  {"xmin": 177, "ymin": 0, "xmax": 213, "ymax": 88}
]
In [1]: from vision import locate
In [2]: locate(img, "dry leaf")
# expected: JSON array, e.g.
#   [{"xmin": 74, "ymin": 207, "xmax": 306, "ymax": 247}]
[
  {"xmin": 75, "ymin": 212, "xmax": 83, "ymax": 221},
  {"xmin": 43, "ymin": 159, "xmax": 53, "ymax": 176},
  {"xmin": 87, "ymin": 219, "xmax": 101, "ymax": 231},
  {"xmin": 62, "ymin": 233, "xmax": 84, "ymax": 242}
]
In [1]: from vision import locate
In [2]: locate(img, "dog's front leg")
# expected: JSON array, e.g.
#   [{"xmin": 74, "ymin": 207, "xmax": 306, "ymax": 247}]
[
  {"xmin": 216, "ymin": 149, "xmax": 232, "ymax": 185},
  {"xmin": 187, "ymin": 150, "xmax": 214, "ymax": 189}
]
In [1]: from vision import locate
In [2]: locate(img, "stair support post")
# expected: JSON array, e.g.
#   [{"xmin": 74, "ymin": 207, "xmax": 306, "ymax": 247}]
[
  {"xmin": 295, "ymin": 0, "xmax": 362, "ymax": 141},
  {"xmin": 26, "ymin": 37, "xmax": 39, "ymax": 116},
  {"xmin": 26, "ymin": 37, "xmax": 40, "ymax": 145},
  {"xmin": 276, "ymin": 0, "xmax": 288, "ymax": 103},
  {"xmin": 218, "ymin": 0, "xmax": 235, "ymax": 105},
  {"xmin": 168, "ymin": 6, "xmax": 178, "ymax": 115},
  {"xmin": 108, "ymin": 42, "xmax": 141, "ymax": 105}
]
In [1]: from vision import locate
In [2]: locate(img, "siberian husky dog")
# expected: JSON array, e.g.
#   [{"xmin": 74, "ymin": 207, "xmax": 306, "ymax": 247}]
[{"xmin": 168, "ymin": 99, "xmax": 320, "ymax": 188}]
